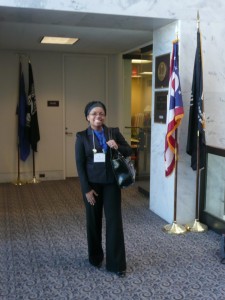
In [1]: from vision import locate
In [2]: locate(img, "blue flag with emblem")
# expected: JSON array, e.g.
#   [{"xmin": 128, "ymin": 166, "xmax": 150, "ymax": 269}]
[
  {"xmin": 26, "ymin": 61, "xmax": 40, "ymax": 151},
  {"xmin": 17, "ymin": 62, "xmax": 30, "ymax": 161}
]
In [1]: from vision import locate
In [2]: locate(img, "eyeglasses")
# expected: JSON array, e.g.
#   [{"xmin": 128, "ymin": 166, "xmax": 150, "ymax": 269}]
[{"xmin": 89, "ymin": 112, "xmax": 105, "ymax": 117}]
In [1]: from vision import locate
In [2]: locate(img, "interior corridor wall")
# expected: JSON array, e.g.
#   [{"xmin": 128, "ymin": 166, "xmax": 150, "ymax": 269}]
[
  {"xmin": 0, "ymin": 51, "xmax": 64, "ymax": 183},
  {"xmin": 0, "ymin": 51, "xmax": 122, "ymax": 183},
  {"xmin": 2, "ymin": 0, "xmax": 225, "ymax": 226}
]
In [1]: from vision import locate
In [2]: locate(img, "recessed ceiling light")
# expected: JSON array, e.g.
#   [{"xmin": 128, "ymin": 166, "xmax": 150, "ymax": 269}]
[
  {"xmin": 40, "ymin": 36, "xmax": 79, "ymax": 45},
  {"xmin": 132, "ymin": 59, "xmax": 152, "ymax": 64},
  {"xmin": 139, "ymin": 72, "xmax": 153, "ymax": 75}
]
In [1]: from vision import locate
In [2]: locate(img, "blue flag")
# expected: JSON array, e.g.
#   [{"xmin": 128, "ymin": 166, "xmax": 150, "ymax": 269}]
[{"xmin": 17, "ymin": 62, "xmax": 30, "ymax": 161}]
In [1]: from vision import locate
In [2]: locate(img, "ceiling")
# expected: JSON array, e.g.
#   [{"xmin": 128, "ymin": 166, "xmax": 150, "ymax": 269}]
[{"xmin": 0, "ymin": 6, "xmax": 174, "ymax": 55}]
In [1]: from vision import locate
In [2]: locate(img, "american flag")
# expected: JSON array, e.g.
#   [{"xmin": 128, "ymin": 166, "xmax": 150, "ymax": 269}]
[{"xmin": 164, "ymin": 40, "xmax": 184, "ymax": 177}]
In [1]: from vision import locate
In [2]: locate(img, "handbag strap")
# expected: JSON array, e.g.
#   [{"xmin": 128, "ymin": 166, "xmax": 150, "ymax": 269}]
[
  {"xmin": 108, "ymin": 127, "xmax": 113, "ymax": 159},
  {"xmin": 108, "ymin": 127, "xmax": 119, "ymax": 159},
  {"xmin": 108, "ymin": 127, "xmax": 112, "ymax": 140}
]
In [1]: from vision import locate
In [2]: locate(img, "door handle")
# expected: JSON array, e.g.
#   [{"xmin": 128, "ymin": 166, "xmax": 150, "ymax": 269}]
[{"xmin": 65, "ymin": 131, "xmax": 73, "ymax": 136}]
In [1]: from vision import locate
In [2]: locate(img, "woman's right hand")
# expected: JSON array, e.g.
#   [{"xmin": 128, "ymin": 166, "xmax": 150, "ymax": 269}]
[{"xmin": 86, "ymin": 189, "xmax": 98, "ymax": 205}]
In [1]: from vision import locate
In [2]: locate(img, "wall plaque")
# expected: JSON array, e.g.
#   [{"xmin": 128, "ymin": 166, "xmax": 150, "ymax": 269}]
[
  {"xmin": 47, "ymin": 100, "xmax": 59, "ymax": 107},
  {"xmin": 154, "ymin": 91, "xmax": 167, "ymax": 124},
  {"xmin": 155, "ymin": 53, "xmax": 170, "ymax": 88}
]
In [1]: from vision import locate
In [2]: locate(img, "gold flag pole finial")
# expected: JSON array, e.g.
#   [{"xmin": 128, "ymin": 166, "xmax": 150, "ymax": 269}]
[{"xmin": 175, "ymin": 24, "xmax": 179, "ymax": 41}]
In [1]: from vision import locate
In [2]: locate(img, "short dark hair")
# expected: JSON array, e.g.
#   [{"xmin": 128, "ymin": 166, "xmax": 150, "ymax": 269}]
[{"xmin": 84, "ymin": 101, "xmax": 106, "ymax": 120}]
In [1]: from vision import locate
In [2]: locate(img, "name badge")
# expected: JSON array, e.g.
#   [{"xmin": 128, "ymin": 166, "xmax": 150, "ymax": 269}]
[{"xmin": 94, "ymin": 153, "xmax": 106, "ymax": 163}]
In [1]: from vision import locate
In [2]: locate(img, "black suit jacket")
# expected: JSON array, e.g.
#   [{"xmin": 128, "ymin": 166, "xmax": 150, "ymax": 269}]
[{"xmin": 75, "ymin": 125, "xmax": 132, "ymax": 194}]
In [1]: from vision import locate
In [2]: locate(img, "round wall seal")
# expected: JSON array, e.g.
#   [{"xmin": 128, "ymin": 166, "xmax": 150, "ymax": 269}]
[{"xmin": 157, "ymin": 61, "xmax": 167, "ymax": 81}]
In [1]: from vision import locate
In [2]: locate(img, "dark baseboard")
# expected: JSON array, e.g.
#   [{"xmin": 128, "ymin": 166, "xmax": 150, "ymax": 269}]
[{"xmin": 138, "ymin": 186, "xmax": 149, "ymax": 198}]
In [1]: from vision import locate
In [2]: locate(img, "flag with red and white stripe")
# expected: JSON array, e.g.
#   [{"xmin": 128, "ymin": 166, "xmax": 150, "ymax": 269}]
[{"xmin": 164, "ymin": 40, "xmax": 184, "ymax": 177}]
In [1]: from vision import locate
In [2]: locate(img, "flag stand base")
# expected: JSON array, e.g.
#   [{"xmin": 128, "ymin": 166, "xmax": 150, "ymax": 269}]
[
  {"xmin": 12, "ymin": 178, "xmax": 26, "ymax": 186},
  {"xmin": 186, "ymin": 219, "xmax": 208, "ymax": 232},
  {"xmin": 163, "ymin": 221, "xmax": 187, "ymax": 234},
  {"xmin": 29, "ymin": 176, "xmax": 40, "ymax": 184}
]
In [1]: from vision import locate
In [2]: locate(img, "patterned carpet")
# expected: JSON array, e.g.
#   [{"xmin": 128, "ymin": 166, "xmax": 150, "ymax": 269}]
[{"xmin": 0, "ymin": 178, "xmax": 224, "ymax": 300}]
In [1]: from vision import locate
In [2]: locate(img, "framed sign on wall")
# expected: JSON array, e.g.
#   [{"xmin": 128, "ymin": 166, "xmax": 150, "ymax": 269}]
[
  {"xmin": 154, "ymin": 91, "xmax": 168, "ymax": 124},
  {"xmin": 155, "ymin": 53, "xmax": 170, "ymax": 88}
]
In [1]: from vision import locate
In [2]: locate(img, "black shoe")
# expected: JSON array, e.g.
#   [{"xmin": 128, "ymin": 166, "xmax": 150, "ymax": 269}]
[
  {"xmin": 90, "ymin": 261, "xmax": 102, "ymax": 269},
  {"xmin": 116, "ymin": 271, "xmax": 126, "ymax": 278},
  {"xmin": 96, "ymin": 262, "xmax": 102, "ymax": 269}
]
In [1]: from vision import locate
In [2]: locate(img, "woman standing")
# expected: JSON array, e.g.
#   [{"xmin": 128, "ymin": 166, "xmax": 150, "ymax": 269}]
[{"xmin": 75, "ymin": 101, "xmax": 132, "ymax": 277}]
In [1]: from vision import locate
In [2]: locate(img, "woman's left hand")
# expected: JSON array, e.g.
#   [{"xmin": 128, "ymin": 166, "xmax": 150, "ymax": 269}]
[{"xmin": 107, "ymin": 139, "xmax": 118, "ymax": 150}]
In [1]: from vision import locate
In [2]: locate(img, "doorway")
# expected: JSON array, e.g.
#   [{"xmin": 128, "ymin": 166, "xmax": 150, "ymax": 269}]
[
  {"xmin": 64, "ymin": 54, "xmax": 107, "ymax": 177},
  {"xmin": 123, "ymin": 45, "xmax": 152, "ymax": 195}
]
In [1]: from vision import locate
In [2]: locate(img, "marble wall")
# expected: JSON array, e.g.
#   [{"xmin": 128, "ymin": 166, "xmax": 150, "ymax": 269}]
[
  {"xmin": 1, "ymin": 0, "xmax": 225, "ymax": 224},
  {"xmin": 2, "ymin": 0, "xmax": 225, "ymax": 23},
  {"xmin": 150, "ymin": 21, "xmax": 178, "ymax": 224},
  {"xmin": 0, "ymin": 0, "xmax": 225, "ymax": 22}
]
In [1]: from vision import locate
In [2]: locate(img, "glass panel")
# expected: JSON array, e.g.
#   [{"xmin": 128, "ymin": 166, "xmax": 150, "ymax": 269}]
[
  {"xmin": 131, "ymin": 50, "xmax": 152, "ymax": 182},
  {"xmin": 205, "ymin": 153, "xmax": 225, "ymax": 220}
]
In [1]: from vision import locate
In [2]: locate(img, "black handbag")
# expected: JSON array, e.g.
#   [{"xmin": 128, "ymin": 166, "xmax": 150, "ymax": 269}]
[{"xmin": 110, "ymin": 148, "xmax": 136, "ymax": 188}]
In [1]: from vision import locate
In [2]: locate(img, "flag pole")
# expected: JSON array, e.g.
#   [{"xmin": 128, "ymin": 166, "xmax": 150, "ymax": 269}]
[
  {"xmin": 28, "ymin": 150, "xmax": 40, "ymax": 184},
  {"xmin": 163, "ymin": 129, "xmax": 187, "ymax": 234},
  {"xmin": 13, "ymin": 139, "xmax": 26, "ymax": 185},
  {"xmin": 188, "ymin": 131, "xmax": 207, "ymax": 232},
  {"xmin": 186, "ymin": 11, "xmax": 207, "ymax": 232},
  {"xmin": 13, "ymin": 58, "xmax": 26, "ymax": 186},
  {"xmin": 27, "ymin": 59, "xmax": 41, "ymax": 184},
  {"xmin": 163, "ymin": 28, "xmax": 186, "ymax": 234}
]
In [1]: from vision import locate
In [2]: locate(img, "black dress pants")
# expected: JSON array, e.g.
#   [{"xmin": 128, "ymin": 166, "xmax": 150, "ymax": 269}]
[{"xmin": 84, "ymin": 182, "xmax": 126, "ymax": 272}]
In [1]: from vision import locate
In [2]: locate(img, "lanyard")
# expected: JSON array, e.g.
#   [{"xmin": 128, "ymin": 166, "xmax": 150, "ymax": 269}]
[
  {"xmin": 92, "ymin": 131, "xmax": 97, "ymax": 153},
  {"xmin": 92, "ymin": 130, "xmax": 108, "ymax": 153}
]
